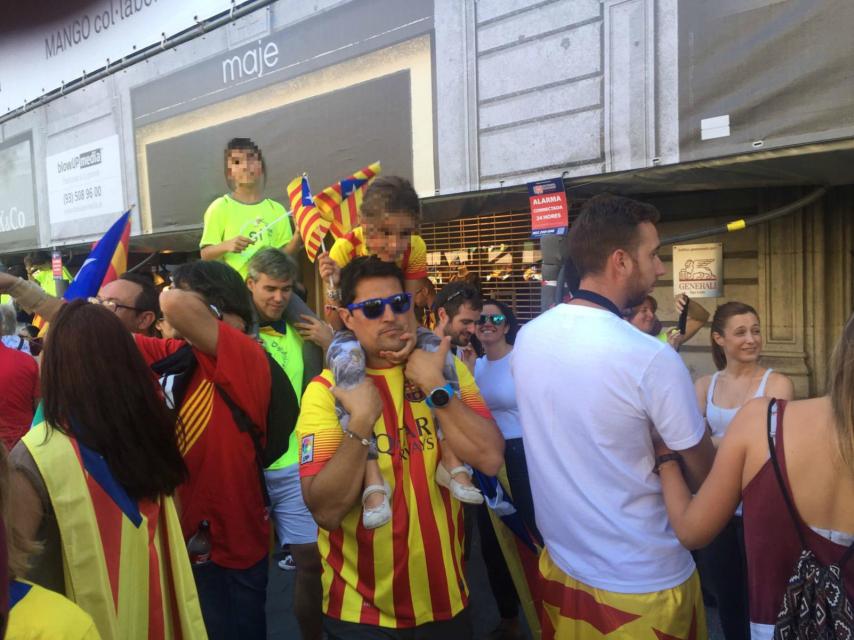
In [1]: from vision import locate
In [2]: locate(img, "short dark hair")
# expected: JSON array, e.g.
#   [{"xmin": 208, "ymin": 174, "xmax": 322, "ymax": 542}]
[
  {"xmin": 433, "ymin": 281, "xmax": 483, "ymax": 319},
  {"xmin": 119, "ymin": 272, "xmax": 160, "ymax": 318},
  {"xmin": 360, "ymin": 176, "xmax": 420, "ymax": 222},
  {"xmin": 340, "ymin": 256, "xmax": 406, "ymax": 307},
  {"xmin": 567, "ymin": 194, "xmax": 661, "ymax": 278},
  {"xmin": 224, "ymin": 137, "xmax": 266, "ymax": 189},
  {"xmin": 482, "ymin": 298, "xmax": 519, "ymax": 345},
  {"xmin": 171, "ymin": 261, "xmax": 254, "ymax": 329}
]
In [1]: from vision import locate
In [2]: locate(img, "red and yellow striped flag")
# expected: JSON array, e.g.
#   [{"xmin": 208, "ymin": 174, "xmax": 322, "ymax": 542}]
[
  {"xmin": 313, "ymin": 162, "xmax": 381, "ymax": 239},
  {"xmin": 288, "ymin": 175, "xmax": 331, "ymax": 262}
]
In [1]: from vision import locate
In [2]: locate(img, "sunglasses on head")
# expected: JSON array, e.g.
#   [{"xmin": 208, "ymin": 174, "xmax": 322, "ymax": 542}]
[
  {"xmin": 347, "ymin": 293, "xmax": 412, "ymax": 319},
  {"xmin": 477, "ymin": 314, "xmax": 506, "ymax": 326},
  {"xmin": 444, "ymin": 288, "xmax": 478, "ymax": 304}
]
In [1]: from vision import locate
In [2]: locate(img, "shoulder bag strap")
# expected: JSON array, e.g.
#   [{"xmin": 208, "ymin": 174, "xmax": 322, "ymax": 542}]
[
  {"xmin": 766, "ymin": 398, "xmax": 808, "ymax": 549},
  {"xmin": 214, "ymin": 384, "xmax": 270, "ymax": 508}
]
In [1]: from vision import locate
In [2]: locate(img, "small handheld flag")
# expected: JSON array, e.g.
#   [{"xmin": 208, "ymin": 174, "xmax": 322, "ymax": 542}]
[
  {"xmin": 313, "ymin": 162, "xmax": 381, "ymax": 238},
  {"xmin": 287, "ymin": 174, "xmax": 331, "ymax": 262}
]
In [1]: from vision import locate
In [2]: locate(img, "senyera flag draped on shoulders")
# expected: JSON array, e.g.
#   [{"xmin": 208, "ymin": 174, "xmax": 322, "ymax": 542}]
[
  {"xmin": 313, "ymin": 161, "xmax": 381, "ymax": 238},
  {"xmin": 32, "ymin": 210, "xmax": 132, "ymax": 333},
  {"xmin": 287, "ymin": 174, "xmax": 331, "ymax": 262}
]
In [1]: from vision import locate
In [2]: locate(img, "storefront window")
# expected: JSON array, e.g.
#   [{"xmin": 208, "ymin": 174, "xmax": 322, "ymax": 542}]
[{"xmin": 421, "ymin": 211, "xmax": 543, "ymax": 322}]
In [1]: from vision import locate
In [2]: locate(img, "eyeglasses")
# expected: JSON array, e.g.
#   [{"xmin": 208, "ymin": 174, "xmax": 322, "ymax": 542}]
[
  {"xmin": 88, "ymin": 297, "xmax": 144, "ymax": 314},
  {"xmin": 477, "ymin": 314, "xmax": 506, "ymax": 326},
  {"xmin": 346, "ymin": 293, "xmax": 412, "ymax": 319}
]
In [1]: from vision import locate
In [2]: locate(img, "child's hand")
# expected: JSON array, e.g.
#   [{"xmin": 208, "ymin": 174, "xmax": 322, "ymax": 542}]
[
  {"xmin": 224, "ymin": 235, "xmax": 254, "ymax": 253},
  {"xmin": 405, "ymin": 336, "xmax": 451, "ymax": 394},
  {"xmin": 378, "ymin": 331, "xmax": 416, "ymax": 364},
  {"xmin": 332, "ymin": 380, "xmax": 382, "ymax": 432},
  {"xmin": 317, "ymin": 252, "xmax": 341, "ymax": 288}
]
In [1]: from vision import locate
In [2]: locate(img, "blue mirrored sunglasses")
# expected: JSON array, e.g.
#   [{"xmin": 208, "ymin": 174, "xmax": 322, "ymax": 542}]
[{"xmin": 346, "ymin": 293, "xmax": 412, "ymax": 319}]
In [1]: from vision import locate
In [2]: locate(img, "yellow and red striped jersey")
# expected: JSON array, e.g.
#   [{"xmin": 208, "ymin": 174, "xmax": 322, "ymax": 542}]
[
  {"xmin": 297, "ymin": 359, "xmax": 492, "ymax": 628},
  {"xmin": 329, "ymin": 226, "xmax": 428, "ymax": 281}
]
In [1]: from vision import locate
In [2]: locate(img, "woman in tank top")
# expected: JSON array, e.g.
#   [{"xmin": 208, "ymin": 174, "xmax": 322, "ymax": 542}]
[
  {"xmin": 655, "ymin": 311, "xmax": 854, "ymax": 639},
  {"xmin": 693, "ymin": 302, "xmax": 793, "ymax": 640}
]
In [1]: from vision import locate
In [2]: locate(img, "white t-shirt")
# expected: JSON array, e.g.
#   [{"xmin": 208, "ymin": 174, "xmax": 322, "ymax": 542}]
[
  {"xmin": 474, "ymin": 351, "xmax": 523, "ymax": 440},
  {"xmin": 512, "ymin": 303, "xmax": 706, "ymax": 593}
]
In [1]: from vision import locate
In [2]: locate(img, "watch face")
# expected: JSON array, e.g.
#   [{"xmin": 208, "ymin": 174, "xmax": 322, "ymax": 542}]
[{"xmin": 430, "ymin": 387, "xmax": 451, "ymax": 407}]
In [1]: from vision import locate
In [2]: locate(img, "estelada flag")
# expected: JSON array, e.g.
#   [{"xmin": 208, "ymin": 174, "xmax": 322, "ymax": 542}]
[
  {"xmin": 33, "ymin": 210, "xmax": 132, "ymax": 334},
  {"xmin": 313, "ymin": 161, "xmax": 381, "ymax": 238},
  {"xmin": 287, "ymin": 174, "xmax": 330, "ymax": 262},
  {"xmin": 65, "ymin": 209, "xmax": 132, "ymax": 300}
]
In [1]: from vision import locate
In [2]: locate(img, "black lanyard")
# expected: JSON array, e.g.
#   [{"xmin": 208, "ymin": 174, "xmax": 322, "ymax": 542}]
[{"xmin": 571, "ymin": 289, "xmax": 624, "ymax": 318}]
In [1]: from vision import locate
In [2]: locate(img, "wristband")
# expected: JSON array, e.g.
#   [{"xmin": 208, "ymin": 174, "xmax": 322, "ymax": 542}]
[
  {"xmin": 343, "ymin": 429, "xmax": 371, "ymax": 447},
  {"xmin": 654, "ymin": 452, "xmax": 682, "ymax": 475}
]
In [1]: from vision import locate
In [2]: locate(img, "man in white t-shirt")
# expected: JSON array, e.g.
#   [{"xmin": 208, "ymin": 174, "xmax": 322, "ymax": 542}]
[{"xmin": 513, "ymin": 194, "xmax": 715, "ymax": 639}]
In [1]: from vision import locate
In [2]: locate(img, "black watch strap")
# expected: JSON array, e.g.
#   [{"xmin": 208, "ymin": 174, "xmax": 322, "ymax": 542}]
[{"xmin": 654, "ymin": 452, "xmax": 682, "ymax": 474}]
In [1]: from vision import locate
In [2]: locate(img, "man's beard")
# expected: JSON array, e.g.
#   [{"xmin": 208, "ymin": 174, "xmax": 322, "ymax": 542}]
[{"xmin": 625, "ymin": 273, "xmax": 651, "ymax": 310}]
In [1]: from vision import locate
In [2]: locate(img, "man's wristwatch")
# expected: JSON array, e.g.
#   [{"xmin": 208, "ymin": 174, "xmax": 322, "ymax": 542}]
[
  {"xmin": 653, "ymin": 452, "xmax": 683, "ymax": 474},
  {"xmin": 425, "ymin": 383, "xmax": 455, "ymax": 409}
]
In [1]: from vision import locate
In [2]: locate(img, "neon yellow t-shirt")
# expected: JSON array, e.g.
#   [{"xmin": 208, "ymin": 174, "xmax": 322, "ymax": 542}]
[
  {"xmin": 31, "ymin": 266, "xmax": 73, "ymax": 297},
  {"xmin": 7, "ymin": 579, "xmax": 101, "ymax": 639},
  {"xmin": 200, "ymin": 194, "xmax": 294, "ymax": 278},
  {"xmin": 260, "ymin": 322, "xmax": 304, "ymax": 470},
  {"xmin": 0, "ymin": 293, "xmax": 11, "ymax": 305}
]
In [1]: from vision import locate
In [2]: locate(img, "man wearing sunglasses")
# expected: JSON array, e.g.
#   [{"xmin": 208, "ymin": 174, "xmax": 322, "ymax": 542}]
[{"xmin": 297, "ymin": 256, "xmax": 504, "ymax": 639}]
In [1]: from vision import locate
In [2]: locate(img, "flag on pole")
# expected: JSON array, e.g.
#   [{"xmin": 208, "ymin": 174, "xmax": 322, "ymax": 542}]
[
  {"xmin": 313, "ymin": 162, "xmax": 381, "ymax": 238},
  {"xmin": 65, "ymin": 209, "xmax": 133, "ymax": 301},
  {"xmin": 32, "ymin": 210, "xmax": 132, "ymax": 335},
  {"xmin": 287, "ymin": 174, "xmax": 331, "ymax": 262}
]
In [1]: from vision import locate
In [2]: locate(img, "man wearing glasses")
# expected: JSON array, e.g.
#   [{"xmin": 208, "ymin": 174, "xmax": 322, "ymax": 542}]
[
  {"xmin": 93, "ymin": 272, "xmax": 159, "ymax": 336},
  {"xmin": 297, "ymin": 256, "xmax": 504, "ymax": 639}
]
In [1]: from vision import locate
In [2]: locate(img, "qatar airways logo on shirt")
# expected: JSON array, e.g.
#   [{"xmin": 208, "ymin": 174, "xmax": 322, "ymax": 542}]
[{"xmin": 375, "ymin": 419, "xmax": 435, "ymax": 460}]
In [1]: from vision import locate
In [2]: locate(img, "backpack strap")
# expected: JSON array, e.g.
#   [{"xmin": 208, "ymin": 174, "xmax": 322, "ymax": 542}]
[
  {"xmin": 215, "ymin": 383, "xmax": 271, "ymax": 508},
  {"xmin": 766, "ymin": 398, "xmax": 808, "ymax": 549}
]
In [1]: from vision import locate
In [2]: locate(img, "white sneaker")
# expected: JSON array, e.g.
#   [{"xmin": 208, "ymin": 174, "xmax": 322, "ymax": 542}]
[{"xmin": 277, "ymin": 554, "xmax": 296, "ymax": 571}]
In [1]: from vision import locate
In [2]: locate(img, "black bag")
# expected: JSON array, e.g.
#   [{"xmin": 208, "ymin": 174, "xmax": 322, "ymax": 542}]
[
  {"xmin": 151, "ymin": 343, "xmax": 300, "ymax": 505},
  {"xmin": 766, "ymin": 399, "xmax": 854, "ymax": 639}
]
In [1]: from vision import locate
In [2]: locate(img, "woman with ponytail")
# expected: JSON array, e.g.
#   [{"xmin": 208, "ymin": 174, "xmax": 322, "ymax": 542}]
[{"xmin": 692, "ymin": 301, "xmax": 793, "ymax": 639}]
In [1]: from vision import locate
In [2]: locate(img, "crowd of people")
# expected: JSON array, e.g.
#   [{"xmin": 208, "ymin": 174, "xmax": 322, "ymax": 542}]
[{"xmin": 0, "ymin": 137, "xmax": 850, "ymax": 640}]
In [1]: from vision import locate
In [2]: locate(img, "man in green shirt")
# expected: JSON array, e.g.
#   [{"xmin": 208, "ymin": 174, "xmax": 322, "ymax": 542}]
[
  {"xmin": 200, "ymin": 138, "xmax": 302, "ymax": 278},
  {"xmin": 247, "ymin": 249, "xmax": 331, "ymax": 640},
  {"xmin": 25, "ymin": 251, "xmax": 72, "ymax": 298}
]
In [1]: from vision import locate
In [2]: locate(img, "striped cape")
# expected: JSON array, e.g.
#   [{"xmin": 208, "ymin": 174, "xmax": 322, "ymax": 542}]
[{"xmin": 23, "ymin": 421, "xmax": 207, "ymax": 640}]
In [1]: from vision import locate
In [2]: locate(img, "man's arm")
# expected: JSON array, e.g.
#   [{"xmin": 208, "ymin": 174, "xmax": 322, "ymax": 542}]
[
  {"xmin": 675, "ymin": 430, "xmax": 716, "ymax": 493},
  {"xmin": 300, "ymin": 380, "xmax": 383, "ymax": 530},
  {"xmin": 405, "ymin": 337, "xmax": 504, "ymax": 475},
  {"xmin": 159, "ymin": 288, "xmax": 221, "ymax": 356},
  {"xmin": 0, "ymin": 273, "xmax": 63, "ymax": 323}
]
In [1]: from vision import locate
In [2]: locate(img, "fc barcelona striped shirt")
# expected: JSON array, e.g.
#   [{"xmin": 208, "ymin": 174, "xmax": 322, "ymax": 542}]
[
  {"xmin": 297, "ymin": 359, "xmax": 492, "ymax": 628},
  {"xmin": 329, "ymin": 227, "xmax": 429, "ymax": 281}
]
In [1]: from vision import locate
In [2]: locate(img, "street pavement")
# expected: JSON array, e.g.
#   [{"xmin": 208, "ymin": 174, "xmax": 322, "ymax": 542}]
[{"xmin": 266, "ymin": 521, "xmax": 725, "ymax": 639}]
